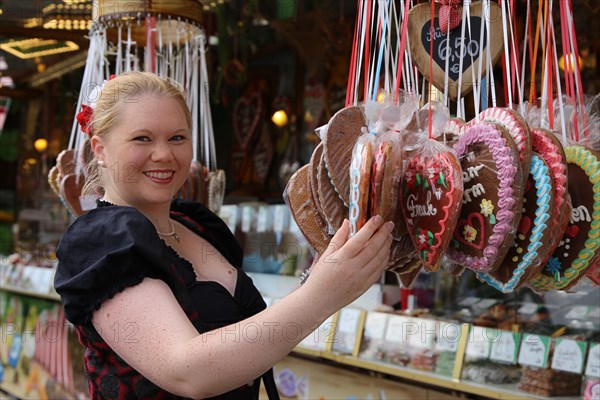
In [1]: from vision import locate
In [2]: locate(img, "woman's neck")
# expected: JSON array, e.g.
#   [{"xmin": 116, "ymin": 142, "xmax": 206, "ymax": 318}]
[{"xmin": 101, "ymin": 194, "xmax": 173, "ymax": 233}]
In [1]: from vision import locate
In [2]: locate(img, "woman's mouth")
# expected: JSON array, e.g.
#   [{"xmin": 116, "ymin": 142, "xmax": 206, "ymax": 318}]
[{"xmin": 143, "ymin": 170, "xmax": 175, "ymax": 183}]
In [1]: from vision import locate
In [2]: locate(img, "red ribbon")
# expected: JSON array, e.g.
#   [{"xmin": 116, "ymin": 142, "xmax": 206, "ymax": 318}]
[{"xmin": 438, "ymin": 0, "xmax": 462, "ymax": 34}]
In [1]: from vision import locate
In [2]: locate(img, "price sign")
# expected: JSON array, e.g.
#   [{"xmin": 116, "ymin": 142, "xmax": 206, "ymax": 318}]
[
  {"xmin": 585, "ymin": 343, "xmax": 600, "ymax": 378},
  {"xmin": 466, "ymin": 326, "xmax": 494, "ymax": 360},
  {"xmin": 518, "ymin": 334, "xmax": 551, "ymax": 368},
  {"xmin": 551, "ymin": 339, "xmax": 588, "ymax": 374},
  {"xmin": 490, "ymin": 331, "xmax": 520, "ymax": 364},
  {"xmin": 385, "ymin": 315, "xmax": 412, "ymax": 344},
  {"xmin": 436, "ymin": 322, "xmax": 462, "ymax": 352},
  {"xmin": 256, "ymin": 206, "xmax": 269, "ymax": 233},
  {"xmin": 363, "ymin": 312, "xmax": 388, "ymax": 340}
]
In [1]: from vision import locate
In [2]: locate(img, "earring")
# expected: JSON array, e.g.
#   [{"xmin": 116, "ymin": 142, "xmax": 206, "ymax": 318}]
[{"xmin": 98, "ymin": 160, "xmax": 105, "ymax": 167}]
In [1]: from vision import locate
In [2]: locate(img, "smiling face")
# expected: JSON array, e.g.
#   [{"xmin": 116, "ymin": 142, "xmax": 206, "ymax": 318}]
[{"xmin": 91, "ymin": 94, "xmax": 192, "ymax": 208}]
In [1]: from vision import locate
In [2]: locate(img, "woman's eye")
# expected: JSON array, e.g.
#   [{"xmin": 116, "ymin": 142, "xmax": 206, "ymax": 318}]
[
  {"xmin": 133, "ymin": 136, "xmax": 150, "ymax": 142},
  {"xmin": 170, "ymin": 135, "xmax": 187, "ymax": 141}
]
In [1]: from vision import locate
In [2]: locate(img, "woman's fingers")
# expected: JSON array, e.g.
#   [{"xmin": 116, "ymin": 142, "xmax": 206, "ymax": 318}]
[
  {"xmin": 352, "ymin": 221, "xmax": 394, "ymax": 264},
  {"xmin": 339, "ymin": 216, "xmax": 386, "ymax": 258},
  {"xmin": 320, "ymin": 219, "xmax": 350, "ymax": 264}
]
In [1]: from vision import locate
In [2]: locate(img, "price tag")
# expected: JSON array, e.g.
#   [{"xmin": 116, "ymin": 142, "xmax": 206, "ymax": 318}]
[
  {"xmin": 490, "ymin": 331, "xmax": 520, "ymax": 364},
  {"xmin": 518, "ymin": 334, "xmax": 551, "ymax": 368},
  {"xmin": 551, "ymin": 339, "xmax": 588, "ymax": 374},
  {"xmin": 218, "ymin": 205, "xmax": 238, "ymax": 233},
  {"xmin": 407, "ymin": 318, "xmax": 436, "ymax": 350},
  {"xmin": 256, "ymin": 206, "xmax": 269, "ymax": 233},
  {"xmin": 363, "ymin": 312, "xmax": 389, "ymax": 340},
  {"xmin": 385, "ymin": 315, "xmax": 411, "ymax": 344},
  {"xmin": 465, "ymin": 326, "xmax": 494, "ymax": 360},
  {"xmin": 565, "ymin": 305, "xmax": 589, "ymax": 320},
  {"xmin": 273, "ymin": 205, "xmax": 289, "ymax": 233},
  {"xmin": 338, "ymin": 308, "xmax": 362, "ymax": 334},
  {"xmin": 299, "ymin": 315, "xmax": 335, "ymax": 350},
  {"xmin": 518, "ymin": 303, "xmax": 539, "ymax": 315},
  {"xmin": 436, "ymin": 322, "xmax": 462, "ymax": 352},
  {"xmin": 585, "ymin": 343, "xmax": 600, "ymax": 378}
]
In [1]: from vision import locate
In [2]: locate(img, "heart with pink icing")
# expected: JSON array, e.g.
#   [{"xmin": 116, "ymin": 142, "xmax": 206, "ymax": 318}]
[
  {"xmin": 447, "ymin": 122, "xmax": 525, "ymax": 272},
  {"xmin": 401, "ymin": 147, "xmax": 463, "ymax": 272}
]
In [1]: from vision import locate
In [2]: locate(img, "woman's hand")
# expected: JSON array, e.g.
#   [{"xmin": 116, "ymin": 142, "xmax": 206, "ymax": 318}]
[{"xmin": 301, "ymin": 215, "xmax": 393, "ymax": 311}]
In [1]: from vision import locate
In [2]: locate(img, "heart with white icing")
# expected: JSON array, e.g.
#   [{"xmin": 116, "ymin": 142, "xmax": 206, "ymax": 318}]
[
  {"xmin": 528, "ymin": 145, "xmax": 600, "ymax": 292},
  {"xmin": 478, "ymin": 154, "xmax": 555, "ymax": 292},
  {"xmin": 401, "ymin": 146, "xmax": 463, "ymax": 272},
  {"xmin": 447, "ymin": 123, "xmax": 524, "ymax": 272}
]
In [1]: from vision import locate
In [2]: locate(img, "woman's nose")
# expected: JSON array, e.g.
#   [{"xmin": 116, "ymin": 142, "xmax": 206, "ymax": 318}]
[{"xmin": 151, "ymin": 142, "xmax": 174, "ymax": 162}]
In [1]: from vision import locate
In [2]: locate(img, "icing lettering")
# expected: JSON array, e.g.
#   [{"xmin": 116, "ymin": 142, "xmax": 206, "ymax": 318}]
[
  {"xmin": 570, "ymin": 205, "xmax": 592, "ymax": 224},
  {"xmin": 407, "ymin": 192, "xmax": 438, "ymax": 218},
  {"xmin": 462, "ymin": 165, "xmax": 485, "ymax": 184},
  {"xmin": 463, "ymin": 183, "xmax": 486, "ymax": 204}
]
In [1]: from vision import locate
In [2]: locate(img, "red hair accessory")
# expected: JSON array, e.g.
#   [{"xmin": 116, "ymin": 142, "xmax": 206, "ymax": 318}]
[
  {"xmin": 438, "ymin": 0, "xmax": 462, "ymax": 34},
  {"xmin": 76, "ymin": 104, "xmax": 94, "ymax": 137}
]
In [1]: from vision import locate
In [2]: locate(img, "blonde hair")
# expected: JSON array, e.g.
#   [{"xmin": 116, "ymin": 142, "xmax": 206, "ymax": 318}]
[{"xmin": 82, "ymin": 71, "xmax": 192, "ymax": 197}]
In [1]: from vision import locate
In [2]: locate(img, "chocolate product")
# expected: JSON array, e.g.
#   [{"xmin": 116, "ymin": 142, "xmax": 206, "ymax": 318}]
[
  {"xmin": 447, "ymin": 123, "xmax": 524, "ymax": 272},
  {"xmin": 285, "ymin": 166, "xmax": 331, "ymax": 255},
  {"xmin": 349, "ymin": 138, "xmax": 373, "ymax": 237},
  {"xmin": 475, "ymin": 107, "xmax": 532, "ymax": 174},
  {"xmin": 529, "ymin": 145, "xmax": 600, "ymax": 292},
  {"xmin": 478, "ymin": 153, "xmax": 556, "ymax": 292},
  {"xmin": 401, "ymin": 143, "xmax": 463, "ymax": 272},
  {"xmin": 323, "ymin": 106, "xmax": 366, "ymax": 206}
]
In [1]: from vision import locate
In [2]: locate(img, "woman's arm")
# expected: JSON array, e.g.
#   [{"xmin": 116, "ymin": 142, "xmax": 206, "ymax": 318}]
[{"xmin": 92, "ymin": 217, "xmax": 393, "ymax": 399}]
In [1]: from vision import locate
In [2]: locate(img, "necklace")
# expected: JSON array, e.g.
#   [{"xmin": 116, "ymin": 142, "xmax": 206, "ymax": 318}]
[{"xmin": 156, "ymin": 221, "xmax": 180, "ymax": 243}]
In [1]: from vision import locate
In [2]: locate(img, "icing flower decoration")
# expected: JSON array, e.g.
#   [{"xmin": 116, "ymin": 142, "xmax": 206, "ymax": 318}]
[
  {"xmin": 480, "ymin": 199, "xmax": 494, "ymax": 217},
  {"xmin": 546, "ymin": 257, "xmax": 562, "ymax": 281},
  {"xmin": 463, "ymin": 225, "xmax": 477, "ymax": 243},
  {"xmin": 437, "ymin": 171, "xmax": 447, "ymax": 188}
]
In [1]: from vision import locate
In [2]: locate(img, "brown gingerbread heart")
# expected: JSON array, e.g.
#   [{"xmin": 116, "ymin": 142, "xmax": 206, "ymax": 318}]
[
  {"xmin": 323, "ymin": 106, "xmax": 366, "ymax": 206},
  {"xmin": 59, "ymin": 174, "xmax": 85, "ymax": 217},
  {"xmin": 233, "ymin": 92, "xmax": 263, "ymax": 150},
  {"xmin": 478, "ymin": 153, "xmax": 556, "ymax": 292},
  {"xmin": 318, "ymin": 152, "xmax": 347, "ymax": 233},
  {"xmin": 57, "ymin": 149, "xmax": 77, "ymax": 177},
  {"xmin": 447, "ymin": 122, "xmax": 524, "ymax": 272}
]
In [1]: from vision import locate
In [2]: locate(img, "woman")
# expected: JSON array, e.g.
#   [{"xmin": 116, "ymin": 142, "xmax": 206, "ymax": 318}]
[{"xmin": 54, "ymin": 71, "xmax": 393, "ymax": 399}]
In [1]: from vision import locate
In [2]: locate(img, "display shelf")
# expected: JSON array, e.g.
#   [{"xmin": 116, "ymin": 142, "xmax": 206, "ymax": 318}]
[
  {"xmin": 0, "ymin": 284, "xmax": 60, "ymax": 302},
  {"xmin": 291, "ymin": 348, "xmax": 581, "ymax": 400}
]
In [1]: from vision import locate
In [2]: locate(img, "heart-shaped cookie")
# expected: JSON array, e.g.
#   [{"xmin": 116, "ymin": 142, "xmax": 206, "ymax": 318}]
[
  {"xmin": 57, "ymin": 149, "xmax": 77, "ymax": 177},
  {"xmin": 528, "ymin": 145, "xmax": 600, "ymax": 292},
  {"xmin": 349, "ymin": 138, "xmax": 373, "ymax": 237},
  {"xmin": 59, "ymin": 174, "xmax": 85, "ymax": 217},
  {"xmin": 207, "ymin": 169, "xmax": 226, "ymax": 213},
  {"xmin": 407, "ymin": 1, "xmax": 503, "ymax": 99},
  {"xmin": 397, "ymin": 258, "xmax": 423, "ymax": 289},
  {"xmin": 233, "ymin": 92, "xmax": 263, "ymax": 150},
  {"xmin": 285, "ymin": 165, "xmax": 331, "ymax": 255},
  {"xmin": 318, "ymin": 152, "xmax": 348, "ymax": 233},
  {"xmin": 530, "ymin": 128, "xmax": 570, "ymax": 254},
  {"xmin": 447, "ymin": 123, "xmax": 524, "ymax": 272},
  {"xmin": 308, "ymin": 143, "xmax": 328, "ymax": 228},
  {"xmin": 474, "ymin": 107, "xmax": 532, "ymax": 175},
  {"xmin": 371, "ymin": 140, "xmax": 403, "ymax": 224},
  {"xmin": 478, "ymin": 154, "xmax": 556, "ymax": 292},
  {"xmin": 48, "ymin": 166, "xmax": 61, "ymax": 197},
  {"xmin": 401, "ymin": 146, "xmax": 463, "ymax": 272},
  {"xmin": 323, "ymin": 106, "xmax": 366, "ymax": 206}
]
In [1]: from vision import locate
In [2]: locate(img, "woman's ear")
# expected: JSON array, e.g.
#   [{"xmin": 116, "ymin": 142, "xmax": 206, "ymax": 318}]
[{"xmin": 90, "ymin": 135, "xmax": 105, "ymax": 162}]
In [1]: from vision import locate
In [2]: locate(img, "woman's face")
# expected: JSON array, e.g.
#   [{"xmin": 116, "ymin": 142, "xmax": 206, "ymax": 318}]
[{"xmin": 92, "ymin": 94, "xmax": 192, "ymax": 208}]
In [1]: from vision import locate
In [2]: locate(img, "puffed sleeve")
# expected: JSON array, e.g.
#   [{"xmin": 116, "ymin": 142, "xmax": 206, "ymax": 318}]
[{"xmin": 54, "ymin": 206, "xmax": 181, "ymax": 326}]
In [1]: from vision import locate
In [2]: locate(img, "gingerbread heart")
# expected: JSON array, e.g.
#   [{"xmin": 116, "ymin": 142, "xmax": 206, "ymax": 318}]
[
  {"xmin": 387, "ymin": 234, "xmax": 417, "ymax": 270},
  {"xmin": 349, "ymin": 138, "xmax": 373, "ymax": 237},
  {"xmin": 530, "ymin": 128, "xmax": 570, "ymax": 255},
  {"xmin": 407, "ymin": 1, "xmax": 503, "ymax": 100},
  {"xmin": 370, "ymin": 140, "xmax": 403, "ymax": 224},
  {"xmin": 48, "ymin": 166, "xmax": 61, "ymax": 197},
  {"xmin": 529, "ymin": 145, "xmax": 600, "ymax": 292},
  {"xmin": 447, "ymin": 123, "xmax": 524, "ymax": 272},
  {"xmin": 323, "ymin": 106, "xmax": 366, "ymax": 206},
  {"xmin": 474, "ymin": 107, "xmax": 532, "ymax": 175},
  {"xmin": 396, "ymin": 258, "xmax": 423, "ymax": 289},
  {"xmin": 57, "ymin": 149, "xmax": 77, "ymax": 177},
  {"xmin": 318, "ymin": 152, "xmax": 347, "ymax": 233},
  {"xmin": 59, "ymin": 174, "xmax": 85, "ymax": 217},
  {"xmin": 401, "ymin": 144, "xmax": 463, "ymax": 272},
  {"xmin": 478, "ymin": 154, "xmax": 556, "ymax": 293},
  {"xmin": 308, "ymin": 143, "xmax": 328, "ymax": 229},
  {"xmin": 233, "ymin": 92, "xmax": 262, "ymax": 150},
  {"xmin": 285, "ymin": 165, "xmax": 331, "ymax": 255}
]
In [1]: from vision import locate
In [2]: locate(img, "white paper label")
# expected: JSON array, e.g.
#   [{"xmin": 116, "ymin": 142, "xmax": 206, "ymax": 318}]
[
  {"xmin": 256, "ymin": 206, "xmax": 269, "ymax": 233},
  {"xmin": 385, "ymin": 315, "xmax": 411, "ymax": 344},
  {"xmin": 436, "ymin": 322, "xmax": 462, "ymax": 352},
  {"xmin": 466, "ymin": 326, "xmax": 493, "ymax": 359},
  {"xmin": 218, "ymin": 205, "xmax": 238, "ymax": 233},
  {"xmin": 338, "ymin": 308, "xmax": 362, "ymax": 334},
  {"xmin": 518, "ymin": 303, "xmax": 539, "ymax": 315},
  {"xmin": 407, "ymin": 318, "xmax": 436, "ymax": 350},
  {"xmin": 585, "ymin": 343, "xmax": 600, "ymax": 378},
  {"xmin": 458, "ymin": 297, "xmax": 479, "ymax": 306},
  {"xmin": 565, "ymin": 305, "xmax": 589, "ymax": 320},
  {"xmin": 551, "ymin": 339, "xmax": 587, "ymax": 374},
  {"xmin": 518, "ymin": 334, "xmax": 550, "ymax": 368},
  {"xmin": 490, "ymin": 331, "xmax": 519, "ymax": 364},
  {"xmin": 300, "ymin": 315, "xmax": 335, "ymax": 350},
  {"xmin": 241, "ymin": 206, "xmax": 253, "ymax": 233},
  {"xmin": 273, "ymin": 205, "xmax": 288, "ymax": 233},
  {"xmin": 363, "ymin": 312, "xmax": 388, "ymax": 340}
]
